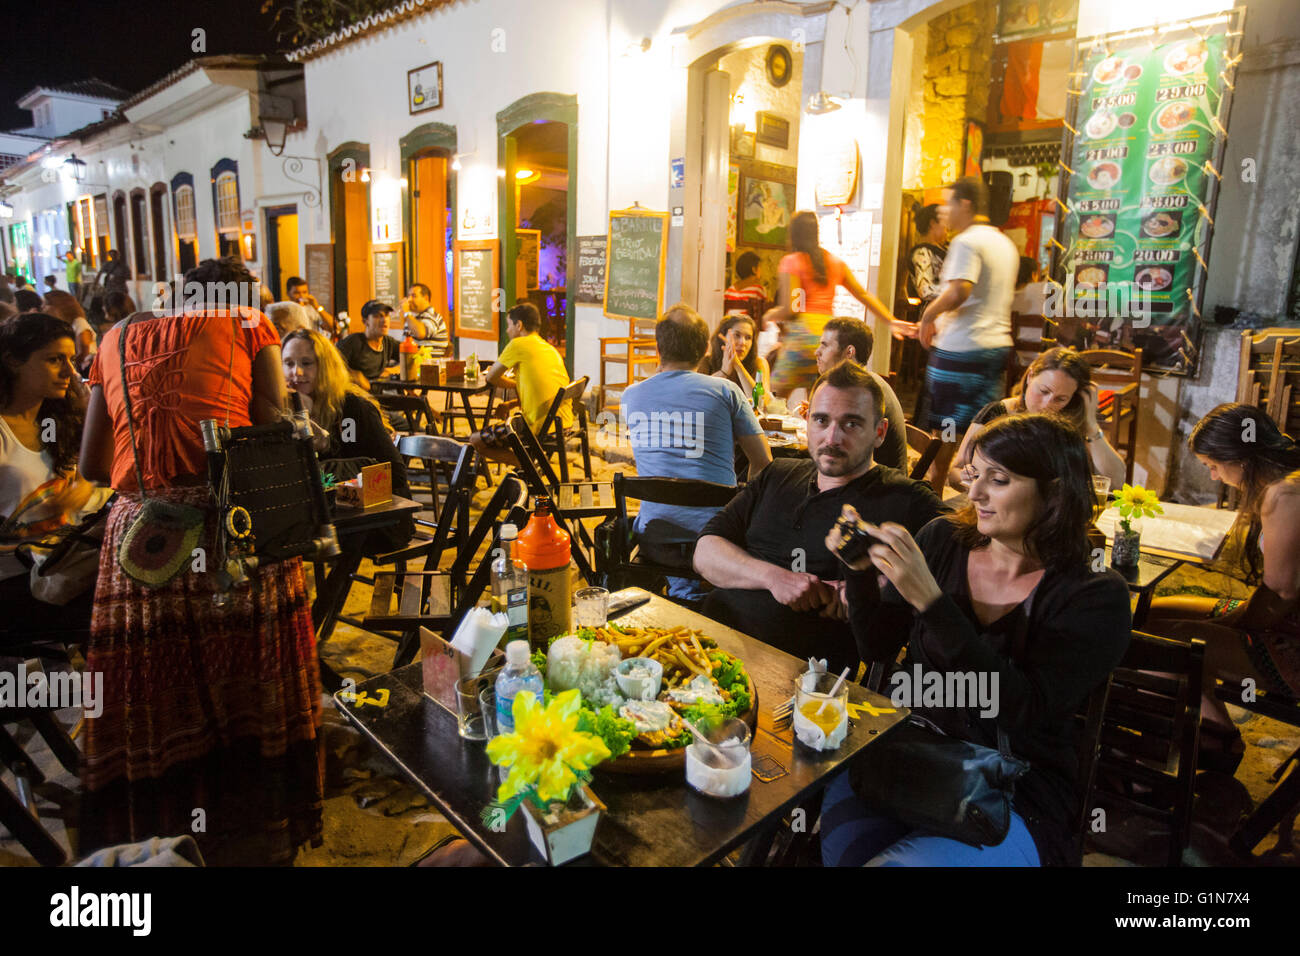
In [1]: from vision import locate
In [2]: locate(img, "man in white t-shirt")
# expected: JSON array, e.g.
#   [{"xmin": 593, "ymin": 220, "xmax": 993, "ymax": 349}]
[{"xmin": 895, "ymin": 176, "xmax": 1018, "ymax": 491}]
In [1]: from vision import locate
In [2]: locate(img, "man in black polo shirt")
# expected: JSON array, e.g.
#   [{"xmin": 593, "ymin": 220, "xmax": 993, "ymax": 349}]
[
  {"xmin": 337, "ymin": 300, "xmax": 400, "ymax": 389},
  {"xmin": 694, "ymin": 361, "xmax": 945, "ymax": 671}
]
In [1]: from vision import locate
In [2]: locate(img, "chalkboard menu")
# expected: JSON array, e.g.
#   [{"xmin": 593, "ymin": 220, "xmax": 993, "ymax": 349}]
[
  {"xmin": 1057, "ymin": 12, "xmax": 1243, "ymax": 371},
  {"xmin": 372, "ymin": 247, "xmax": 403, "ymax": 306},
  {"xmin": 574, "ymin": 235, "xmax": 606, "ymax": 304},
  {"xmin": 604, "ymin": 208, "xmax": 668, "ymax": 322},
  {"xmin": 454, "ymin": 239, "xmax": 498, "ymax": 340},
  {"xmin": 304, "ymin": 243, "xmax": 333, "ymax": 314}
]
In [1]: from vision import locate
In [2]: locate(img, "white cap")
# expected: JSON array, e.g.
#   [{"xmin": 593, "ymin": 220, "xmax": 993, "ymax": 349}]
[
  {"xmin": 500, "ymin": 523, "xmax": 517, "ymax": 539},
  {"xmin": 506, "ymin": 640, "xmax": 530, "ymax": 667}
]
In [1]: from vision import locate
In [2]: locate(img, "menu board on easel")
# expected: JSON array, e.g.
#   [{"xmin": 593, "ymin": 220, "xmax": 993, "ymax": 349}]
[
  {"xmin": 454, "ymin": 239, "xmax": 499, "ymax": 340},
  {"xmin": 304, "ymin": 243, "xmax": 333, "ymax": 314},
  {"xmin": 603, "ymin": 207, "xmax": 668, "ymax": 322},
  {"xmin": 1056, "ymin": 9, "xmax": 1244, "ymax": 373},
  {"xmin": 372, "ymin": 247, "xmax": 404, "ymax": 306}
]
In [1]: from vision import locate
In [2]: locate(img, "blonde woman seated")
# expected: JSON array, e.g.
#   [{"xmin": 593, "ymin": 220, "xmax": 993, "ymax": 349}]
[
  {"xmin": 948, "ymin": 347, "xmax": 1126, "ymax": 493},
  {"xmin": 282, "ymin": 329, "xmax": 414, "ymax": 552}
]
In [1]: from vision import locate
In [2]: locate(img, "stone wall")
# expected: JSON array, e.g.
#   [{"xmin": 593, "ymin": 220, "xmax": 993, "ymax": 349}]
[{"xmin": 919, "ymin": 0, "xmax": 996, "ymax": 186}]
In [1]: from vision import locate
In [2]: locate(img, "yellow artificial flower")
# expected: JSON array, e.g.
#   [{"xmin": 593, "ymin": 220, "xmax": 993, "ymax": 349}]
[
  {"xmin": 1111, "ymin": 483, "xmax": 1164, "ymax": 521},
  {"xmin": 486, "ymin": 689, "xmax": 611, "ymax": 805}
]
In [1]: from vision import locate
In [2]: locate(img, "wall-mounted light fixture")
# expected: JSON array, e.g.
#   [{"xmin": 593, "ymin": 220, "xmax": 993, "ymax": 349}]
[{"xmin": 63, "ymin": 154, "xmax": 87, "ymax": 183}]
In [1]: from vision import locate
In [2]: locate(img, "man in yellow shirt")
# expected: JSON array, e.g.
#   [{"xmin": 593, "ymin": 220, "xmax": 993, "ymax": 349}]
[{"xmin": 472, "ymin": 302, "xmax": 572, "ymax": 464}]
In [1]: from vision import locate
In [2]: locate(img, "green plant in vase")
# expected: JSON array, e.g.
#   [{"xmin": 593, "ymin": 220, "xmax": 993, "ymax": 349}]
[{"xmin": 1110, "ymin": 483, "xmax": 1163, "ymax": 568}]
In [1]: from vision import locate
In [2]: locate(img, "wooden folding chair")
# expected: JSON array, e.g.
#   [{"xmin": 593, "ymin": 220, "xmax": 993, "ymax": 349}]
[
  {"xmin": 0, "ymin": 658, "xmax": 82, "ymax": 866},
  {"xmin": 904, "ymin": 423, "xmax": 941, "ymax": 482},
  {"xmin": 1088, "ymin": 630, "xmax": 1204, "ymax": 866},
  {"xmin": 1079, "ymin": 348, "xmax": 1143, "ymax": 484},
  {"xmin": 500, "ymin": 416, "xmax": 600, "ymax": 582},
  {"xmin": 537, "ymin": 376, "xmax": 592, "ymax": 483},
  {"xmin": 605, "ymin": 473, "xmax": 739, "ymax": 594},
  {"xmin": 363, "ymin": 474, "xmax": 531, "ymax": 668}
]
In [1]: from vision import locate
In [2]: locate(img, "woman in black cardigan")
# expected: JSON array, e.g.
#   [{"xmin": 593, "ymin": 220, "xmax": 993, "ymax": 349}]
[
  {"xmin": 822, "ymin": 414, "xmax": 1131, "ymax": 866},
  {"xmin": 282, "ymin": 329, "xmax": 413, "ymax": 551}
]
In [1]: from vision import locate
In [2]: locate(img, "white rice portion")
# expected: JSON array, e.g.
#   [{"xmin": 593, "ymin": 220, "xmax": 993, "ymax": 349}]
[{"xmin": 546, "ymin": 636, "xmax": 625, "ymax": 710}]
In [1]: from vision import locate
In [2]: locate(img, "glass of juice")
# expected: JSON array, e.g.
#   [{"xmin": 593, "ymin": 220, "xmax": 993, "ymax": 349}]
[{"xmin": 793, "ymin": 672, "xmax": 849, "ymax": 751}]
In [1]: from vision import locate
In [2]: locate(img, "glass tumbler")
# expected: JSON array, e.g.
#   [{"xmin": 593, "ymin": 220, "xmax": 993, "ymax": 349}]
[{"xmin": 573, "ymin": 586, "xmax": 609, "ymax": 628}]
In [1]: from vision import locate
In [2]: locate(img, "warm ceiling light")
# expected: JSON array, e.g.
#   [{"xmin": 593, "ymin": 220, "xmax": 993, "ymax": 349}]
[
  {"xmin": 515, "ymin": 168, "xmax": 541, "ymax": 185},
  {"xmin": 515, "ymin": 168, "xmax": 535, "ymax": 180},
  {"xmin": 806, "ymin": 91, "xmax": 843, "ymax": 114}
]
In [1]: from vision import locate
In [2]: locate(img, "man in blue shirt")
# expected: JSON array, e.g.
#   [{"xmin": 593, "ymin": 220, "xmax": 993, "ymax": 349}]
[{"xmin": 622, "ymin": 304, "xmax": 772, "ymax": 601}]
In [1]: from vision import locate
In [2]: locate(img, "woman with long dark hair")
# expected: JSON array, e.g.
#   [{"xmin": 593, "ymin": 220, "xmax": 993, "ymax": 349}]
[
  {"xmin": 1149, "ymin": 404, "xmax": 1300, "ymax": 765},
  {"xmin": 822, "ymin": 414, "xmax": 1131, "ymax": 866},
  {"xmin": 0, "ymin": 313, "xmax": 98, "ymax": 644},
  {"xmin": 949, "ymin": 347, "xmax": 1126, "ymax": 490},
  {"xmin": 764, "ymin": 211, "xmax": 899, "ymax": 406},
  {"xmin": 696, "ymin": 313, "xmax": 770, "ymax": 403},
  {"xmin": 42, "ymin": 288, "xmax": 98, "ymax": 375}
]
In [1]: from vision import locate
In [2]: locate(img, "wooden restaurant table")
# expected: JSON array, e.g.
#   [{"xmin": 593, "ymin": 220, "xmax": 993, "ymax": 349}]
[
  {"xmin": 370, "ymin": 375, "xmax": 497, "ymax": 435},
  {"xmin": 1094, "ymin": 501, "xmax": 1238, "ymax": 566},
  {"xmin": 312, "ymin": 494, "xmax": 423, "ymax": 690},
  {"xmin": 334, "ymin": 589, "xmax": 909, "ymax": 866}
]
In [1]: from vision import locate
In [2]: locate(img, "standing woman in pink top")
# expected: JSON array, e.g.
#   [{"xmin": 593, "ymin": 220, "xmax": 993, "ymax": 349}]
[
  {"xmin": 77, "ymin": 257, "xmax": 324, "ymax": 866},
  {"xmin": 765, "ymin": 212, "xmax": 898, "ymax": 407}
]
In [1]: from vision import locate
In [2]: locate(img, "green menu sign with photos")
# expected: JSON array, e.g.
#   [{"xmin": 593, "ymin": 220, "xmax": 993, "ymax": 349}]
[{"xmin": 1057, "ymin": 13, "xmax": 1243, "ymax": 371}]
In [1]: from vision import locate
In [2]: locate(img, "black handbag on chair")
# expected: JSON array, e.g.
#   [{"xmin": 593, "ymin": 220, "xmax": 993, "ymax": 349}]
[{"xmin": 848, "ymin": 715, "xmax": 1030, "ymax": 847}]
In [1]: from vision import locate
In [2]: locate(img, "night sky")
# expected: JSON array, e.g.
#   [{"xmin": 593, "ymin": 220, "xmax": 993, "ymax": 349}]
[{"xmin": 0, "ymin": 0, "xmax": 280, "ymax": 130}]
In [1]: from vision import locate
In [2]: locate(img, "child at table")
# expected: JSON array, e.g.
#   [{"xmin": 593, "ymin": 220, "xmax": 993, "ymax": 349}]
[{"xmin": 1146, "ymin": 404, "xmax": 1300, "ymax": 770}]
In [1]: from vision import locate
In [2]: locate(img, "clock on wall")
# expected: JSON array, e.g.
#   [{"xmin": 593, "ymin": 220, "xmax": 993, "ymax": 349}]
[{"xmin": 766, "ymin": 44, "xmax": 793, "ymax": 88}]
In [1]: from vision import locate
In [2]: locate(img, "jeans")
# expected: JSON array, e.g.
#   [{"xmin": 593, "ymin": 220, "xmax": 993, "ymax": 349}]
[{"xmin": 819, "ymin": 770, "xmax": 1041, "ymax": 867}]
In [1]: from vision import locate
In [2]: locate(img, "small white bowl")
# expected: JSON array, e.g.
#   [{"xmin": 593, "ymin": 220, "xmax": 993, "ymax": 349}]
[
  {"xmin": 616, "ymin": 657, "xmax": 663, "ymax": 701},
  {"xmin": 686, "ymin": 720, "xmax": 752, "ymax": 798}
]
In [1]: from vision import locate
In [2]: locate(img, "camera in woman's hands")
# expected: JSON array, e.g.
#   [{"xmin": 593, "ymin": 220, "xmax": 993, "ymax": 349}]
[{"xmin": 825, "ymin": 504, "xmax": 878, "ymax": 568}]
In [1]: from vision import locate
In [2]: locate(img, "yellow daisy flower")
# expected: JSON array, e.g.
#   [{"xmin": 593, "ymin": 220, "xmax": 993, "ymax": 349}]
[{"xmin": 486, "ymin": 689, "xmax": 611, "ymax": 805}]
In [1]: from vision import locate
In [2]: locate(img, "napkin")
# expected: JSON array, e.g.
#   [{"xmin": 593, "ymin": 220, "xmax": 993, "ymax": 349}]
[
  {"xmin": 793, "ymin": 703, "xmax": 848, "ymax": 751},
  {"xmin": 793, "ymin": 665, "xmax": 847, "ymax": 751},
  {"xmin": 450, "ymin": 607, "xmax": 508, "ymax": 677}
]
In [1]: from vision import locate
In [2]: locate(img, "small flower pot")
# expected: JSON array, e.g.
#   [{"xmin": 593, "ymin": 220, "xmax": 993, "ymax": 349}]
[
  {"xmin": 1112, "ymin": 528, "xmax": 1141, "ymax": 568},
  {"xmin": 521, "ymin": 785, "xmax": 604, "ymax": 865}
]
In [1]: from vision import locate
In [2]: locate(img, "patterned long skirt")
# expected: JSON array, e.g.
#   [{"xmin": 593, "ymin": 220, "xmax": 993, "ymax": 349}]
[
  {"xmin": 770, "ymin": 313, "xmax": 832, "ymax": 397},
  {"xmin": 79, "ymin": 487, "xmax": 324, "ymax": 866}
]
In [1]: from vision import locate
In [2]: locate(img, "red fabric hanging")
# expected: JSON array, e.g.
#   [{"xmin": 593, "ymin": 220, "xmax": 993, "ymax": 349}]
[{"xmin": 1001, "ymin": 40, "xmax": 1043, "ymax": 123}]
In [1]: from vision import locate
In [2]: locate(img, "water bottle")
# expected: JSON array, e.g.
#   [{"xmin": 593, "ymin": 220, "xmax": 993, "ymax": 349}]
[
  {"xmin": 495, "ymin": 640, "xmax": 544, "ymax": 735},
  {"xmin": 490, "ymin": 524, "xmax": 530, "ymax": 647}
]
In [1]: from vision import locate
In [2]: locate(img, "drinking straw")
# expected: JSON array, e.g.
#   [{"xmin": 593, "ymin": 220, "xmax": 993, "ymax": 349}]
[{"xmin": 816, "ymin": 665, "xmax": 851, "ymax": 718}]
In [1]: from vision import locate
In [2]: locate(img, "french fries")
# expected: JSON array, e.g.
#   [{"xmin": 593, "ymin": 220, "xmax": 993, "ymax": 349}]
[{"xmin": 582, "ymin": 625, "xmax": 722, "ymax": 685}]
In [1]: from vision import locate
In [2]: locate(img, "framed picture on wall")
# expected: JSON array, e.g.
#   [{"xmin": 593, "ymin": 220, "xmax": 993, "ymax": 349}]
[
  {"xmin": 408, "ymin": 62, "xmax": 443, "ymax": 115},
  {"xmin": 755, "ymin": 111, "xmax": 790, "ymax": 149},
  {"xmin": 731, "ymin": 128, "xmax": 756, "ymax": 158},
  {"xmin": 739, "ymin": 173, "xmax": 795, "ymax": 248}
]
